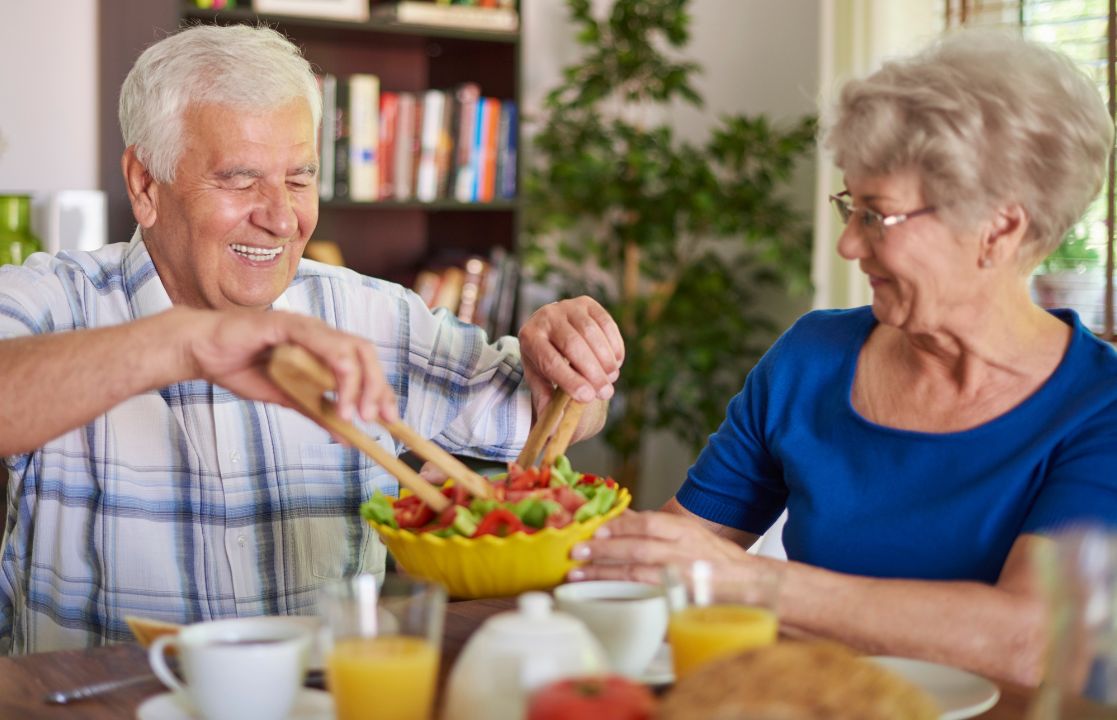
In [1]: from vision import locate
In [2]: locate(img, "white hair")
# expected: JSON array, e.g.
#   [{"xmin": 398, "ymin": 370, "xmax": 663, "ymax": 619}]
[
  {"xmin": 119, "ymin": 24, "xmax": 321, "ymax": 183},
  {"xmin": 826, "ymin": 30, "xmax": 1113, "ymax": 265}
]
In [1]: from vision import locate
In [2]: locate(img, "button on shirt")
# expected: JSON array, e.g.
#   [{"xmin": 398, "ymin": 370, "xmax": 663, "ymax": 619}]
[{"xmin": 0, "ymin": 232, "xmax": 531, "ymax": 654}]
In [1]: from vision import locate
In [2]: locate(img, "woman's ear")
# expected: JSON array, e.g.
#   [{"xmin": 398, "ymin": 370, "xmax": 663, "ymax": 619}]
[
  {"xmin": 980, "ymin": 203, "xmax": 1029, "ymax": 269},
  {"xmin": 121, "ymin": 146, "xmax": 158, "ymax": 229}
]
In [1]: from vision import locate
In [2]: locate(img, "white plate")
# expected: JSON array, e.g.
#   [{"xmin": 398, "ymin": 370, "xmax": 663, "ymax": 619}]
[
  {"xmin": 639, "ymin": 643, "xmax": 674, "ymax": 686},
  {"xmin": 136, "ymin": 689, "xmax": 333, "ymax": 720},
  {"xmin": 869, "ymin": 656, "xmax": 1000, "ymax": 720}
]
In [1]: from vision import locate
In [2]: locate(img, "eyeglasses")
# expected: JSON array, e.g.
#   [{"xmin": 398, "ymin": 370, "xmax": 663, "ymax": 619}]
[{"xmin": 829, "ymin": 190, "xmax": 936, "ymax": 239}]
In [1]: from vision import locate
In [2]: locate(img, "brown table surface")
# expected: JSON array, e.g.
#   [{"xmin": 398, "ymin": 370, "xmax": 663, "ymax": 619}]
[{"xmin": 0, "ymin": 598, "xmax": 1038, "ymax": 719}]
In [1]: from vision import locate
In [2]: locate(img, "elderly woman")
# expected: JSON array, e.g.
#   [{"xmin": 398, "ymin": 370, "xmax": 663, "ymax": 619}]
[{"xmin": 571, "ymin": 31, "xmax": 1117, "ymax": 686}]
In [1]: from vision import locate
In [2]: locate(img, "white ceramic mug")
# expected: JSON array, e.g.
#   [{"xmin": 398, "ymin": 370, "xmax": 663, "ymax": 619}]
[
  {"xmin": 553, "ymin": 581, "xmax": 669, "ymax": 678},
  {"xmin": 148, "ymin": 617, "xmax": 311, "ymax": 720}
]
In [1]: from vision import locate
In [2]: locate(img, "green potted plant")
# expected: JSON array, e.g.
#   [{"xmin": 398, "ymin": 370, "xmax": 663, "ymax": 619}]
[
  {"xmin": 1033, "ymin": 221, "xmax": 1107, "ymax": 330},
  {"xmin": 522, "ymin": 0, "xmax": 816, "ymax": 493}
]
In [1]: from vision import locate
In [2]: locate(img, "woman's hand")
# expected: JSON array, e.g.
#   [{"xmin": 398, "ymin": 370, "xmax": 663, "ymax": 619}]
[{"xmin": 568, "ymin": 509, "xmax": 753, "ymax": 584}]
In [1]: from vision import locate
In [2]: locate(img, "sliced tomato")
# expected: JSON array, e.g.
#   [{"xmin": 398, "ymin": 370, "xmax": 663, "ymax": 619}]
[
  {"xmin": 394, "ymin": 495, "xmax": 436, "ymax": 529},
  {"xmin": 431, "ymin": 505, "xmax": 458, "ymax": 530},
  {"xmin": 543, "ymin": 505, "xmax": 573, "ymax": 529},
  {"xmin": 505, "ymin": 488, "xmax": 545, "ymax": 503},
  {"xmin": 509, "ymin": 465, "xmax": 550, "ymax": 490},
  {"xmin": 441, "ymin": 483, "xmax": 471, "ymax": 507},
  {"xmin": 504, "ymin": 462, "xmax": 526, "ymax": 485},
  {"xmin": 554, "ymin": 486, "xmax": 587, "ymax": 513},
  {"xmin": 472, "ymin": 508, "xmax": 526, "ymax": 538},
  {"xmin": 578, "ymin": 474, "xmax": 617, "ymax": 490}
]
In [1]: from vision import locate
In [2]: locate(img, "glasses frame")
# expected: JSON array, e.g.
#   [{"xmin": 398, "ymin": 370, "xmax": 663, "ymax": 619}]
[{"xmin": 829, "ymin": 190, "xmax": 936, "ymax": 239}]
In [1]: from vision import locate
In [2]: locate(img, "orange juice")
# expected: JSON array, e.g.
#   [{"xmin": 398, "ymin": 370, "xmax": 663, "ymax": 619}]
[
  {"xmin": 667, "ymin": 604, "xmax": 778, "ymax": 678},
  {"xmin": 327, "ymin": 635, "xmax": 439, "ymax": 720}
]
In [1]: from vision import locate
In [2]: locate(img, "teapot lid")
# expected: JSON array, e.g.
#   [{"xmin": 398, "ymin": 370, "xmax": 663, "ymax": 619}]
[{"xmin": 482, "ymin": 592, "xmax": 592, "ymax": 640}]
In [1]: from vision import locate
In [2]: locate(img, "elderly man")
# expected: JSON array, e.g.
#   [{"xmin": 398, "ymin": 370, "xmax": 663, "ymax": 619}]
[{"xmin": 0, "ymin": 24, "xmax": 623, "ymax": 654}]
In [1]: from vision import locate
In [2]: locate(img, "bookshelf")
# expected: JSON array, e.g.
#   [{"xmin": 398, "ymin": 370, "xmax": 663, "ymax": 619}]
[{"xmin": 97, "ymin": 1, "xmax": 521, "ymax": 316}]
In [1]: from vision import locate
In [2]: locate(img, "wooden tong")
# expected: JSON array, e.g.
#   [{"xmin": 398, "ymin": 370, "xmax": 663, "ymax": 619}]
[
  {"xmin": 267, "ymin": 344, "xmax": 494, "ymax": 511},
  {"xmin": 515, "ymin": 388, "xmax": 586, "ymax": 468}
]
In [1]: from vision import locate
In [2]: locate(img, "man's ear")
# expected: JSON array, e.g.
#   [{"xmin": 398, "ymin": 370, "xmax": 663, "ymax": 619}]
[
  {"xmin": 980, "ymin": 203, "xmax": 1029, "ymax": 268},
  {"xmin": 121, "ymin": 146, "xmax": 159, "ymax": 229}
]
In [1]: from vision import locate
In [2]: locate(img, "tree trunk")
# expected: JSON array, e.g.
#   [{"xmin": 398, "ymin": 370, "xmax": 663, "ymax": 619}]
[
  {"xmin": 616, "ymin": 447, "xmax": 642, "ymax": 500},
  {"xmin": 613, "ymin": 384, "xmax": 646, "ymax": 498}
]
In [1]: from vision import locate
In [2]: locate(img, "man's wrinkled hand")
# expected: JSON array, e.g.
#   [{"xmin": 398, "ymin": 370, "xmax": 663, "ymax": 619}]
[
  {"xmin": 518, "ymin": 297, "xmax": 624, "ymax": 408},
  {"xmin": 185, "ymin": 308, "xmax": 398, "ymax": 424}
]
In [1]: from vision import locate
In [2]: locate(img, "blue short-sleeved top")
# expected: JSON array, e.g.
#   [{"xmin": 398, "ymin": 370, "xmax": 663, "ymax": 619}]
[{"xmin": 677, "ymin": 307, "xmax": 1117, "ymax": 583}]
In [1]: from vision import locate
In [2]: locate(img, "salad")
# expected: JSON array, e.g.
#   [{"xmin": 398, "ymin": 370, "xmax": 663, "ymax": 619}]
[{"xmin": 360, "ymin": 456, "xmax": 620, "ymax": 539}]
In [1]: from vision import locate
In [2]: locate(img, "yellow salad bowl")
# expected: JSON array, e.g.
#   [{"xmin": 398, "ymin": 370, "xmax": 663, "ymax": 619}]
[{"xmin": 367, "ymin": 488, "xmax": 631, "ymax": 599}]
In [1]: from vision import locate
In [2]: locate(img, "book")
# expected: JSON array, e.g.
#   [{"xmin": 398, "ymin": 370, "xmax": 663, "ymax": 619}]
[
  {"xmin": 348, "ymin": 74, "xmax": 380, "ymax": 201},
  {"xmin": 466, "ymin": 97, "xmax": 486, "ymax": 202},
  {"xmin": 452, "ymin": 83, "xmax": 481, "ymax": 203},
  {"xmin": 456, "ymin": 256, "xmax": 488, "ymax": 324},
  {"xmin": 317, "ymin": 74, "xmax": 337, "ymax": 201},
  {"xmin": 478, "ymin": 98, "xmax": 501, "ymax": 202},
  {"xmin": 490, "ymin": 252, "xmax": 519, "ymax": 337},
  {"xmin": 415, "ymin": 90, "xmax": 446, "ymax": 202},
  {"xmin": 431, "ymin": 266, "xmax": 465, "ymax": 313},
  {"xmin": 333, "ymin": 79, "xmax": 350, "ymax": 200},
  {"xmin": 372, "ymin": 1, "xmax": 518, "ymax": 32},
  {"xmin": 409, "ymin": 95, "xmax": 425, "ymax": 199},
  {"xmin": 413, "ymin": 269, "xmax": 442, "ymax": 307},
  {"xmin": 379, "ymin": 91, "xmax": 399, "ymax": 200},
  {"xmin": 474, "ymin": 246, "xmax": 505, "ymax": 334},
  {"xmin": 394, "ymin": 92, "xmax": 417, "ymax": 201},
  {"xmin": 434, "ymin": 88, "xmax": 457, "ymax": 199},
  {"xmin": 496, "ymin": 100, "xmax": 517, "ymax": 199}
]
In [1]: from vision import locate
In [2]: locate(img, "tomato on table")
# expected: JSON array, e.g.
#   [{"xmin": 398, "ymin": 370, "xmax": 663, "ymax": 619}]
[{"xmin": 526, "ymin": 675, "xmax": 656, "ymax": 720}]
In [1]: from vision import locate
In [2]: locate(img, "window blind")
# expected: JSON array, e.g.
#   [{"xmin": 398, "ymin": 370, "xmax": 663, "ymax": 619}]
[{"xmin": 945, "ymin": 0, "xmax": 1116, "ymax": 339}]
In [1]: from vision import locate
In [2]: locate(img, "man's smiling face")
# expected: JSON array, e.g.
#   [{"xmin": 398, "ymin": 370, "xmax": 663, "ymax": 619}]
[{"xmin": 141, "ymin": 98, "xmax": 319, "ymax": 310}]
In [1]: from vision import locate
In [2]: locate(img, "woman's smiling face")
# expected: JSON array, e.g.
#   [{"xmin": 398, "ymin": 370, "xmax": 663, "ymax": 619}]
[{"xmin": 836, "ymin": 170, "xmax": 985, "ymax": 333}]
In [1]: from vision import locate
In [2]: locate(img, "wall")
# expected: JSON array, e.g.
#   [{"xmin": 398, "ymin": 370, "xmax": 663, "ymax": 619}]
[
  {"xmin": 523, "ymin": 0, "xmax": 820, "ymax": 508},
  {"xmin": 0, "ymin": 1, "xmax": 98, "ymax": 192}
]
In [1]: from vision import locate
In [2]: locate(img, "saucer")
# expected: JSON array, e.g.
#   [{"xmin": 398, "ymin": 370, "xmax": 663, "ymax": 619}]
[
  {"xmin": 639, "ymin": 643, "xmax": 674, "ymax": 686},
  {"xmin": 136, "ymin": 689, "xmax": 333, "ymax": 720}
]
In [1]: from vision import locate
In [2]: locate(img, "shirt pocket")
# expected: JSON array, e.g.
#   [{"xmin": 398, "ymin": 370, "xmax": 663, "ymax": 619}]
[{"xmin": 293, "ymin": 440, "xmax": 396, "ymax": 581}]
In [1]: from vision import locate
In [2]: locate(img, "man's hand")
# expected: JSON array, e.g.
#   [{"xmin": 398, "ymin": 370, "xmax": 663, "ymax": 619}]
[
  {"xmin": 185, "ymin": 308, "xmax": 398, "ymax": 423},
  {"xmin": 518, "ymin": 297, "xmax": 624, "ymax": 409}
]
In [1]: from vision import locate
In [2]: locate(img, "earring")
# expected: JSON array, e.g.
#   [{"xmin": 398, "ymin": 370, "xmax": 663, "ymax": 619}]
[{"xmin": 980, "ymin": 257, "xmax": 992, "ymax": 268}]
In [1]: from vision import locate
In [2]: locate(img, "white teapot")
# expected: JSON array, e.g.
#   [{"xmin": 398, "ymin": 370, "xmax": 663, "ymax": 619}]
[{"xmin": 443, "ymin": 592, "xmax": 608, "ymax": 720}]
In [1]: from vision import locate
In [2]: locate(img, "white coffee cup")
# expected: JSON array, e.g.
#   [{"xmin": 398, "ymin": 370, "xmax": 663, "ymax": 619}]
[
  {"xmin": 553, "ymin": 581, "xmax": 669, "ymax": 678},
  {"xmin": 148, "ymin": 617, "xmax": 311, "ymax": 720}
]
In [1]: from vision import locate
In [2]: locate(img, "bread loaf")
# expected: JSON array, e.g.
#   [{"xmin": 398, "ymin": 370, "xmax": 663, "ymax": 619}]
[{"xmin": 657, "ymin": 641, "xmax": 939, "ymax": 720}]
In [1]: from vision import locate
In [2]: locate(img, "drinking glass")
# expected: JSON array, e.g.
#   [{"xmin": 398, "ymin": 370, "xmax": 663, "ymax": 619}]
[
  {"xmin": 319, "ymin": 574, "xmax": 447, "ymax": 720},
  {"xmin": 1029, "ymin": 526, "xmax": 1117, "ymax": 719},
  {"xmin": 663, "ymin": 559, "xmax": 782, "ymax": 679}
]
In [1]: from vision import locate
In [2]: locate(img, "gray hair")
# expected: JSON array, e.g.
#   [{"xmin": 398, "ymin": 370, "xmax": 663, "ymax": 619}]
[
  {"xmin": 825, "ymin": 30, "xmax": 1113, "ymax": 266},
  {"xmin": 119, "ymin": 24, "xmax": 321, "ymax": 183}
]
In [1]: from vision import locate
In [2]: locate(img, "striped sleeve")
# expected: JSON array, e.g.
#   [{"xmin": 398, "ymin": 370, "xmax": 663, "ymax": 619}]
[{"xmin": 0, "ymin": 256, "xmax": 67, "ymax": 338}]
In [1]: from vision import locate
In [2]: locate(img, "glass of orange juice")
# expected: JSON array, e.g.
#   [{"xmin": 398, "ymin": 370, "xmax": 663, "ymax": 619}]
[
  {"xmin": 319, "ymin": 574, "xmax": 447, "ymax": 720},
  {"xmin": 664, "ymin": 559, "xmax": 782, "ymax": 679}
]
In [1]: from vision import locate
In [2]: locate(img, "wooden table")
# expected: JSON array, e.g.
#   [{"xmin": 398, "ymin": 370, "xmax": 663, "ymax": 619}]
[{"xmin": 0, "ymin": 598, "xmax": 1039, "ymax": 718}]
